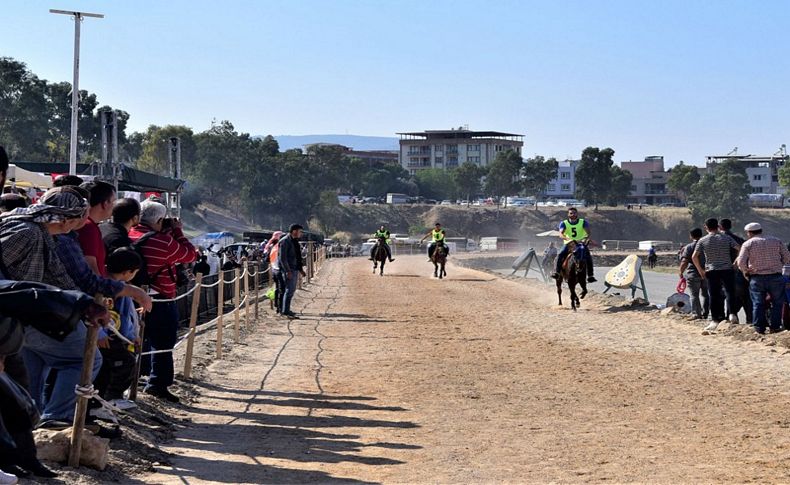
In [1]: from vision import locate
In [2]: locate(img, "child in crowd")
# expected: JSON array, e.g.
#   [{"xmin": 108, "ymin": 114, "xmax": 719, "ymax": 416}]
[{"xmin": 92, "ymin": 248, "xmax": 142, "ymax": 415}]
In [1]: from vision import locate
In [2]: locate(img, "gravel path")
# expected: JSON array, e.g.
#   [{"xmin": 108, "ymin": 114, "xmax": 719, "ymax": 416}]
[{"xmin": 143, "ymin": 256, "xmax": 790, "ymax": 484}]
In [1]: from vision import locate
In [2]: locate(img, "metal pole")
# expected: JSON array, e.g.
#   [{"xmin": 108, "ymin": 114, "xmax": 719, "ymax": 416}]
[{"xmin": 69, "ymin": 13, "xmax": 81, "ymax": 175}]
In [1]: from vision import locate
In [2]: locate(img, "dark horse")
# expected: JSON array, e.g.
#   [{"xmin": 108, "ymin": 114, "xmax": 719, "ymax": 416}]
[
  {"xmin": 556, "ymin": 241, "xmax": 588, "ymax": 311},
  {"xmin": 647, "ymin": 252, "xmax": 658, "ymax": 269},
  {"xmin": 431, "ymin": 241, "xmax": 448, "ymax": 279},
  {"xmin": 372, "ymin": 236, "xmax": 387, "ymax": 276}
]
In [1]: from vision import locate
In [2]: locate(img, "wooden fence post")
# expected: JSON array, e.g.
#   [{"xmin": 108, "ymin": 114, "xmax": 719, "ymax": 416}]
[
  {"xmin": 128, "ymin": 285, "xmax": 148, "ymax": 402},
  {"xmin": 68, "ymin": 299, "xmax": 102, "ymax": 467},
  {"xmin": 234, "ymin": 268, "xmax": 241, "ymax": 343},
  {"xmin": 244, "ymin": 262, "xmax": 251, "ymax": 330},
  {"xmin": 216, "ymin": 272, "xmax": 225, "ymax": 359},
  {"xmin": 183, "ymin": 274, "xmax": 203, "ymax": 379},
  {"xmin": 254, "ymin": 264, "xmax": 260, "ymax": 321}
]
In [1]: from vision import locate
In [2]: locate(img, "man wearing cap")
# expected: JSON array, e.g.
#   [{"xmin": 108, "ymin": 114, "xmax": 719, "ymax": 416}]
[
  {"xmin": 129, "ymin": 200, "xmax": 196, "ymax": 403},
  {"xmin": 736, "ymin": 222, "xmax": 790, "ymax": 334}
]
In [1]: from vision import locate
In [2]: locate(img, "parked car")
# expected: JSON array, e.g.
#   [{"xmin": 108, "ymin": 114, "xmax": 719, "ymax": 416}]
[{"xmin": 440, "ymin": 200, "xmax": 453, "ymax": 206}]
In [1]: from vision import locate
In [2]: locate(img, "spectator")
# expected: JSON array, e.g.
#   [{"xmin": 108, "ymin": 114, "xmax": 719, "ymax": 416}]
[
  {"xmin": 0, "ymin": 187, "xmax": 103, "ymax": 427},
  {"xmin": 93, "ymin": 249, "xmax": 142, "ymax": 412},
  {"xmin": 0, "ymin": 194, "xmax": 27, "ymax": 213},
  {"xmin": 692, "ymin": 217, "xmax": 740, "ymax": 332},
  {"xmin": 52, "ymin": 174, "xmax": 84, "ymax": 188},
  {"xmin": 129, "ymin": 200, "xmax": 196, "ymax": 403},
  {"xmin": 720, "ymin": 218, "xmax": 752, "ymax": 325},
  {"xmin": 100, "ymin": 198, "xmax": 141, "ymax": 254},
  {"xmin": 736, "ymin": 222, "xmax": 790, "ymax": 334},
  {"xmin": 265, "ymin": 231, "xmax": 285, "ymax": 314},
  {"xmin": 679, "ymin": 228, "xmax": 709, "ymax": 320},
  {"xmin": 193, "ymin": 255, "xmax": 211, "ymax": 276},
  {"xmin": 278, "ymin": 224, "xmax": 306, "ymax": 319},
  {"xmin": 77, "ymin": 181, "xmax": 116, "ymax": 276}
]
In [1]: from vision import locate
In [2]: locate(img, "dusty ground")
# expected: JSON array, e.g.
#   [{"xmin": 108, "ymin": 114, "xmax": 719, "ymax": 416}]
[{"xmin": 130, "ymin": 255, "xmax": 790, "ymax": 484}]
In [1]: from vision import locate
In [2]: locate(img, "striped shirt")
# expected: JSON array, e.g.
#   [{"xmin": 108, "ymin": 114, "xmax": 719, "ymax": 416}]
[
  {"xmin": 736, "ymin": 235, "xmax": 790, "ymax": 275},
  {"xmin": 128, "ymin": 224, "xmax": 196, "ymax": 298},
  {"xmin": 693, "ymin": 232, "xmax": 738, "ymax": 272}
]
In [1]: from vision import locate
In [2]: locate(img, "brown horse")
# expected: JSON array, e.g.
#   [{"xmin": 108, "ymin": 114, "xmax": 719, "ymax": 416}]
[
  {"xmin": 372, "ymin": 237, "xmax": 387, "ymax": 276},
  {"xmin": 556, "ymin": 241, "xmax": 588, "ymax": 311},
  {"xmin": 431, "ymin": 242, "xmax": 448, "ymax": 279}
]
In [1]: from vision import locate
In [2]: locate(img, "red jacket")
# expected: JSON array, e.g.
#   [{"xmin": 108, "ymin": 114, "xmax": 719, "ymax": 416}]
[{"xmin": 128, "ymin": 224, "xmax": 196, "ymax": 298}]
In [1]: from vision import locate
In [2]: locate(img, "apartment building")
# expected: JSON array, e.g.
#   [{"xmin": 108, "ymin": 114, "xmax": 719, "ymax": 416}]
[
  {"xmin": 398, "ymin": 129, "xmax": 524, "ymax": 175},
  {"xmin": 705, "ymin": 150, "xmax": 789, "ymax": 194},
  {"xmin": 544, "ymin": 159, "xmax": 579, "ymax": 198}
]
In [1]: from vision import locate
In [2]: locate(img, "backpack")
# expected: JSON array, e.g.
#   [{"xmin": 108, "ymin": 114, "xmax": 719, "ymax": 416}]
[{"xmin": 130, "ymin": 231, "xmax": 170, "ymax": 287}]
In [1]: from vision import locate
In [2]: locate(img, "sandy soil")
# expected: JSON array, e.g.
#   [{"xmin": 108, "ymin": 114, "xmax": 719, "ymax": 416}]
[{"xmin": 138, "ymin": 256, "xmax": 790, "ymax": 484}]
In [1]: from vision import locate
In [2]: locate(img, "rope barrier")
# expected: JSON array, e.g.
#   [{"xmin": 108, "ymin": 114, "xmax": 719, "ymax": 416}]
[
  {"xmin": 74, "ymin": 384, "xmax": 120, "ymax": 425},
  {"xmin": 150, "ymin": 284, "xmax": 197, "ymax": 303}
]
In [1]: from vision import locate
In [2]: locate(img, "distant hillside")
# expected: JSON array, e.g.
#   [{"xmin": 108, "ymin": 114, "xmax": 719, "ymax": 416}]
[{"xmin": 272, "ymin": 134, "xmax": 399, "ymax": 151}]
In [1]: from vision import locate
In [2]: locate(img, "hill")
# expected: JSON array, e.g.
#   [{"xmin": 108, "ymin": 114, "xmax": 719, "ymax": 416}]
[{"xmin": 272, "ymin": 134, "xmax": 399, "ymax": 151}]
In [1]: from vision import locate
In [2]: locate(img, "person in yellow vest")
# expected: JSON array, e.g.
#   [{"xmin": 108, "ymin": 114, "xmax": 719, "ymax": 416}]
[
  {"xmin": 550, "ymin": 207, "xmax": 596, "ymax": 282},
  {"xmin": 420, "ymin": 223, "xmax": 448, "ymax": 261},
  {"xmin": 369, "ymin": 225, "xmax": 395, "ymax": 262}
]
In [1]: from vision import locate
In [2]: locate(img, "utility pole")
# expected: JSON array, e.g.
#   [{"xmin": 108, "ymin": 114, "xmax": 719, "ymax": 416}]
[{"xmin": 49, "ymin": 9, "xmax": 104, "ymax": 175}]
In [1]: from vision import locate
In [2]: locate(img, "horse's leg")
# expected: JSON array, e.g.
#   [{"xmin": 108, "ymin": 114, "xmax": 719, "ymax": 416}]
[
  {"xmin": 556, "ymin": 278, "xmax": 563, "ymax": 306},
  {"xmin": 433, "ymin": 261, "xmax": 437, "ymax": 277},
  {"xmin": 579, "ymin": 275, "xmax": 588, "ymax": 299},
  {"xmin": 380, "ymin": 259, "xmax": 384, "ymax": 276},
  {"xmin": 442, "ymin": 262, "xmax": 446, "ymax": 278},
  {"xmin": 570, "ymin": 282, "xmax": 578, "ymax": 311}
]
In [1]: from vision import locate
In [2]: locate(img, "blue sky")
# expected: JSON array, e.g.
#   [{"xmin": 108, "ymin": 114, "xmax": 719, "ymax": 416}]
[{"xmin": 3, "ymin": 0, "xmax": 788, "ymax": 166}]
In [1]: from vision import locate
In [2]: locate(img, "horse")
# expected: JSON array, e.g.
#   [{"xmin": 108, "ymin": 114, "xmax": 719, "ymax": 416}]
[
  {"xmin": 556, "ymin": 241, "xmax": 588, "ymax": 311},
  {"xmin": 647, "ymin": 252, "xmax": 658, "ymax": 269},
  {"xmin": 431, "ymin": 242, "xmax": 448, "ymax": 279},
  {"xmin": 372, "ymin": 236, "xmax": 388, "ymax": 276}
]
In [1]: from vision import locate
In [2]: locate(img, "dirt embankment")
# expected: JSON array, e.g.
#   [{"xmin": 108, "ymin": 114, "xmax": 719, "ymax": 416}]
[{"xmin": 320, "ymin": 205, "xmax": 790, "ymax": 244}]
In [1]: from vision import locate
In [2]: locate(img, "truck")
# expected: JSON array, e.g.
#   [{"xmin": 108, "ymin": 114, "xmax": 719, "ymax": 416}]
[{"xmin": 386, "ymin": 193, "xmax": 409, "ymax": 204}]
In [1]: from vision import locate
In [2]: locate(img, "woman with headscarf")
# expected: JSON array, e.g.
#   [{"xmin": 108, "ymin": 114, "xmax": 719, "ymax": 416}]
[{"xmin": 264, "ymin": 231, "xmax": 285, "ymax": 315}]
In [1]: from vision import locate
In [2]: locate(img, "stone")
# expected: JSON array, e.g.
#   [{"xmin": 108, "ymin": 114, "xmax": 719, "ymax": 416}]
[{"xmin": 34, "ymin": 427, "xmax": 110, "ymax": 470}]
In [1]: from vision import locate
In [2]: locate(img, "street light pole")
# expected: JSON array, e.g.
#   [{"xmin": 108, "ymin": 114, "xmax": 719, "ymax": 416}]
[{"xmin": 49, "ymin": 9, "xmax": 104, "ymax": 175}]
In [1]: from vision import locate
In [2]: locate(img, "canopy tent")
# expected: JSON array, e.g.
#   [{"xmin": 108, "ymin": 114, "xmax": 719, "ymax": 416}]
[
  {"xmin": 5, "ymin": 164, "xmax": 52, "ymax": 189},
  {"xmin": 13, "ymin": 162, "xmax": 185, "ymax": 193}
]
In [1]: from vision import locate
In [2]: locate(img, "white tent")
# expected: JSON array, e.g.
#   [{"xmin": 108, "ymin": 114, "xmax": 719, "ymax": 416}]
[{"xmin": 5, "ymin": 165, "xmax": 52, "ymax": 189}]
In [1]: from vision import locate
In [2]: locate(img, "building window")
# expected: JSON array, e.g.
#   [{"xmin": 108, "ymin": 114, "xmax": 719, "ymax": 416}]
[
  {"xmin": 753, "ymin": 174, "xmax": 763, "ymax": 181},
  {"xmin": 467, "ymin": 144, "xmax": 480, "ymax": 152},
  {"xmin": 631, "ymin": 185, "xmax": 637, "ymax": 192},
  {"xmin": 435, "ymin": 145, "xmax": 444, "ymax": 152},
  {"xmin": 751, "ymin": 186, "xmax": 764, "ymax": 193},
  {"xmin": 435, "ymin": 156, "xmax": 444, "ymax": 164},
  {"xmin": 547, "ymin": 184, "xmax": 556, "ymax": 192},
  {"xmin": 467, "ymin": 156, "xmax": 481, "ymax": 163},
  {"xmin": 560, "ymin": 171, "xmax": 570, "ymax": 180},
  {"xmin": 561, "ymin": 184, "xmax": 571, "ymax": 191},
  {"xmin": 446, "ymin": 144, "xmax": 458, "ymax": 153}
]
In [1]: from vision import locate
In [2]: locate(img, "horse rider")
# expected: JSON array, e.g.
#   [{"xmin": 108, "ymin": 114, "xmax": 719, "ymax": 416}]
[
  {"xmin": 550, "ymin": 207, "xmax": 596, "ymax": 283},
  {"xmin": 420, "ymin": 223, "xmax": 448, "ymax": 261},
  {"xmin": 369, "ymin": 224, "xmax": 395, "ymax": 262}
]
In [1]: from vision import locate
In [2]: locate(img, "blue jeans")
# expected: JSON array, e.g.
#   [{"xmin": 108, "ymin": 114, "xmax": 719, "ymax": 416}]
[
  {"xmin": 21, "ymin": 324, "xmax": 102, "ymax": 422},
  {"xmin": 749, "ymin": 274, "xmax": 786, "ymax": 331},
  {"xmin": 142, "ymin": 301, "xmax": 179, "ymax": 391},
  {"xmin": 282, "ymin": 271, "xmax": 299, "ymax": 315}
]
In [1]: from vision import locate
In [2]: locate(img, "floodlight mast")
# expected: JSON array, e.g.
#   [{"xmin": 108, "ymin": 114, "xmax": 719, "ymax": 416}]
[{"xmin": 49, "ymin": 9, "xmax": 104, "ymax": 175}]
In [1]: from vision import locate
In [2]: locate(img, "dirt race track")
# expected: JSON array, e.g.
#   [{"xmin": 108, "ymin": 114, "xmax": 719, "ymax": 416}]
[{"xmin": 143, "ymin": 256, "xmax": 790, "ymax": 484}]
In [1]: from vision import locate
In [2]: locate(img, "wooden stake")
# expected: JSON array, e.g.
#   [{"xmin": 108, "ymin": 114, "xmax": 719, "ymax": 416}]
[
  {"xmin": 216, "ymin": 271, "xmax": 224, "ymax": 359},
  {"xmin": 183, "ymin": 273, "xmax": 203, "ymax": 380},
  {"xmin": 254, "ymin": 264, "xmax": 259, "ymax": 321},
  {"xmin": 128, "ymin": 285, "xmax": 148, "ymax": 402},
  {"xmin": 68, "ymin": 304, "xmax": 102, "ymax": 467},
  {"xmin": 234, "ymin": 268, "xmax": 241, "ymax": 343},
  {"xmin": 244, "ymin": 262, "xmax": 251, "ymax": 330}
]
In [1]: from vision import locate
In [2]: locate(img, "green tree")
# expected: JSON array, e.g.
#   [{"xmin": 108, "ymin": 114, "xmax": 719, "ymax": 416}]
[
  {"xmin": 415, "ymin": 168, "xmax": 457, "ymax": 200},
  {"xmin": 484, "ymin": 149, "xmax": 523, "ymax": 206},
  {"xmin": 574, "ymin": 146, "xmax": 616, "ymax": 209},
  {"xmin": 606, "ymin": 165, "xmax": 634, "ymax": 206},
  {"xmin": 453, "ymin": 161, "xmax": 483, "ymax": 203},
  {"xmin": 137, "ymin": 125, "xmax": 197, "ymax": 176},
  {"xmin": 688, "ymin": 159, "xmax": 751, "ymax": 224},
  {"xmin": 522, "ymin": 156, "xmax": 559, "ymax": 208},
  {"xmin": 0, "ymin": 57, "xmax": 49, "ymax": 160},
  {"xmin": 667, "ymin": 161, "xmax": 700, "ymax": 205}
]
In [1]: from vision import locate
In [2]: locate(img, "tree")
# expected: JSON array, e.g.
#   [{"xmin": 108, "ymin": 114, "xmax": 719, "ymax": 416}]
[
  {"xmin": 484, "ymin": 149, "xmax": 523, "ymax": 206},
  {"xmin": 606, "ymin": 165, "xmax": 634, "ymax": 206},
  {"xmin": 574, "ymin": 147, "xmax": 616, "ymax": 209},
  {"xmin": 688, "ymin": 159, "xmax": 751, "ymax": 224},
  {"xmin": 778, "ymin": 162, "xmax": 790, "ymax": 193},
  {"xmin": 522, "ymin": 156, "xmax": 559, "ymax": 208},
  {"xmin": 667, "ymin": 161, "xmax": 700, "ymax": 205},
  {"xmin": 453, "ymin": 162, "xmax": 484, "ymax": 203},
  {"xmin": 0, "ymin": 57, "xmax": 49, "ymax": 161},
  {"xmin": 415, "ymin": 168, "xmax": 457, "ymax": 200},
  {"xmin": 137, "ymin": 125, "xmax": 197, "ymax": 176}
]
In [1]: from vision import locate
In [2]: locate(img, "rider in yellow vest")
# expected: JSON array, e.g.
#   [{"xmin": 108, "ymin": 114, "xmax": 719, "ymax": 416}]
[
  {"xmin": 369, "ymin": 225, "xmax": 395, "ymax": 262},
  {"xmin": 420, "ymin": 223, "xmax": 448, "ymax": 261},
  {"xmin": 551, "ymin": 207, "xmax": 596, "ymax": 282}
]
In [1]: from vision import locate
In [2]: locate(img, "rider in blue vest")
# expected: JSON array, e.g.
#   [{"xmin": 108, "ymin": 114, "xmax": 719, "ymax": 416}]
[{"xmin": 550, "ymin": 207, "xmax": 596, "ymax": 282}]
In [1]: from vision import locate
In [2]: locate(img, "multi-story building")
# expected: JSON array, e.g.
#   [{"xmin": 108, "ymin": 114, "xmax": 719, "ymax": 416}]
[
  {"xmin": 705, "ymin": 149, "xmax": 789, "ymax": 194},
  {"xmin": 397, "ymin": 129, "xmax": 524, "ymax": 175},
  {"xmin": 622, "ymin": 156, "xmax": 679, "ymax": 205},
  {"xmin": 304, "ymin": 143, "xmax": 399, "ymax": 167},
  {"xmin": 544, "ymin": 159, "xmax": 579, "ymax": 199}
]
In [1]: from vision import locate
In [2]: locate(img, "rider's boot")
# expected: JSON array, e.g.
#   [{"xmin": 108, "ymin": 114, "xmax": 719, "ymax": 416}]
[
  {"xmin": 551, "ymin": 272, "xmax": 561, "ymax": 280},
  {"xmin": 587, "ymin": 275, "xmax": 597, "ymax": 283}
]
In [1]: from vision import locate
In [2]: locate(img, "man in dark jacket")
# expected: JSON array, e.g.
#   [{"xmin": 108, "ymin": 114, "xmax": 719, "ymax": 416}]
[
  {"xmin": 100, "ymin": 197, "xmax": 141, "ymax": 254},
  {"xmin": 277, "ymin": 224, "xmax": 306, "ymax": 319}
]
